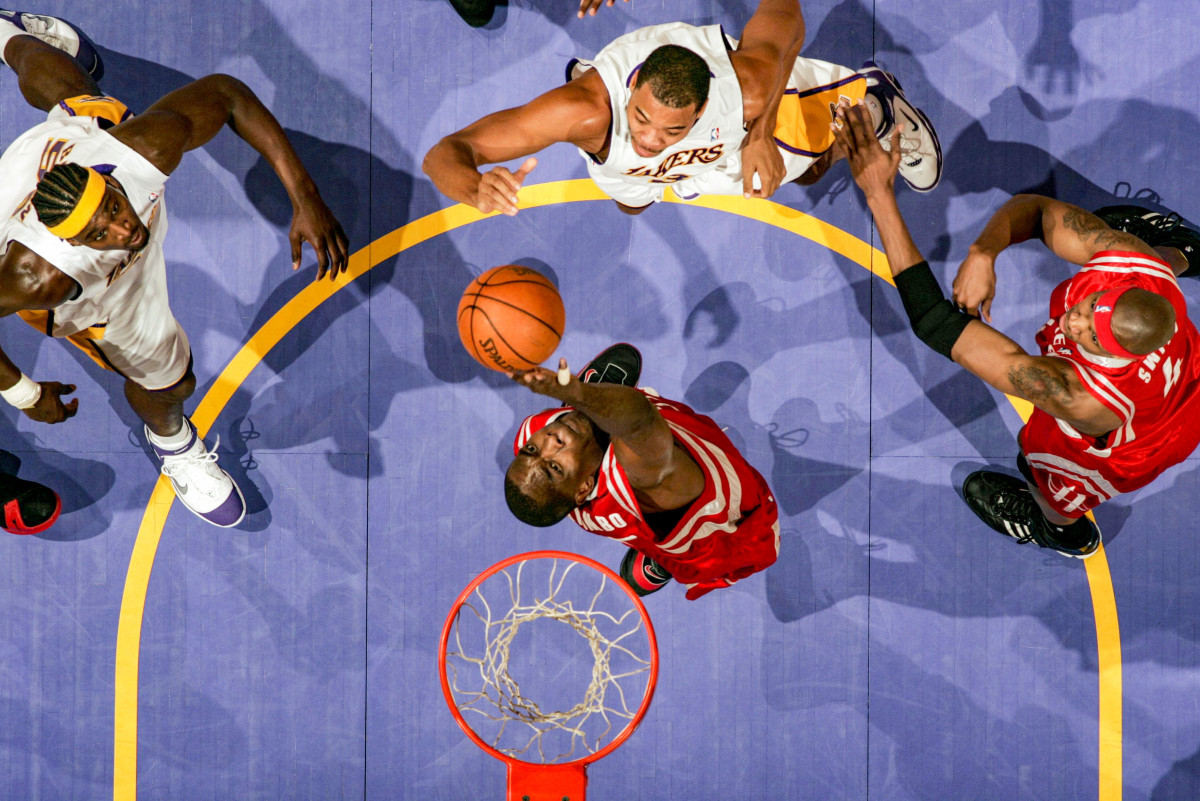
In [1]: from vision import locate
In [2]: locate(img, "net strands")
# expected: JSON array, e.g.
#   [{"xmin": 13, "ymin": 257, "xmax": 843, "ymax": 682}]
[{"xmin": 444, "ymin": 558, "xmax": 653, "ymax": 764}]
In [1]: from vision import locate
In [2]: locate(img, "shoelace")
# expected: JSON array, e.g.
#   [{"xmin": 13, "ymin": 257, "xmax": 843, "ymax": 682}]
[
  {"xmin": 990, "ymin": 487, "xmax": 1041, "ymax": 524},
  {"xmin": 160, "ymin": 436, "xmax": 222, "ymax": 479}
]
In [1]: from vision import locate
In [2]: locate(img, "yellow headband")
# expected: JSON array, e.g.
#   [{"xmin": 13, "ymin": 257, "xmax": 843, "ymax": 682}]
[{"xmin": 46, "ymin": 167, "xmax": 106, "ymax": 239}]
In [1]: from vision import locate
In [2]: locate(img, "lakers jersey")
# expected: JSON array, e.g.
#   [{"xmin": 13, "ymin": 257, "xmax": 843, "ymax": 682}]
[
  {"xmin": 571, "ymin": 23, "xmax": 746, "ymax": 204},
  {"xmin": 0, "ymin": 99, "xmax": 168, "ymax": 337}
]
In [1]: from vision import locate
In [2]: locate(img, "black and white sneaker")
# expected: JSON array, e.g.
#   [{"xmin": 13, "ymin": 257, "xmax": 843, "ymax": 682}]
[
  {"xmin": 1094, "ymin": 204, "xmax": 1200, "ymax": 277},
  {"xmin": 0, "ymin": 9, "xmax": 103, "ymax": 78},
  {"xmin": 858, "ymin": 61, "xmax": 942, "ymax": 193},
  {"xmin": 962, "ymin": 470, "xmax": 1101, "ymax": 559},
  {"xmin": 578, "ymin": 342, "xmax": 642, "ymax": 387}
]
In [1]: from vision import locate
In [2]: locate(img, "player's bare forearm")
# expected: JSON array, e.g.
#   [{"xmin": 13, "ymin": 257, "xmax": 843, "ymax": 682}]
[
  {"xmin": 975, "ymin": 195, "xmax": 1155, "ymax": 267},
  {"xmin": 862, "ymin": 182, "xmax": 927, "ymax": 276},
  {"xmin": 950, "ymin": 321, "xmax": 1119, "ymax": 435},
  {"xmin": 832, "ymin": 102, "xmax": 923, "ymax": 274},
  {"xmin": 219, "ymin": 77, "xmax": 324, "ymax": 205},
  {"xmin": 423, "ymin": 137, "xmax": 488, "ymax": 206},
  {"xmin": 737, "ymin": 0, "xmax": 805, "ymax": 122},
  {"xmin": 0, "ymin": 337, "xmax": 25, "ymax": 391}
]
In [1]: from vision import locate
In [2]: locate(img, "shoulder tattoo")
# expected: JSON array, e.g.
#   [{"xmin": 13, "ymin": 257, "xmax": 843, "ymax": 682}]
[{"xmin": 1008, "ymin": 361, "xmax": 1072, "ymax": 405}]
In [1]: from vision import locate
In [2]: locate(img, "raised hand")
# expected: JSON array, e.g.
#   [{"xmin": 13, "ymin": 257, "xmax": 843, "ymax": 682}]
[
  {"xmin": 474, "ymin": 157, "xmax": 537, "ymax": 216},
  {"xmin": 831, "ymin": 100, "xmax": 902, "ymax": 199},
  {"xmin": 511, "ymin": 357, "xmax": 579, "ymax": 403}
]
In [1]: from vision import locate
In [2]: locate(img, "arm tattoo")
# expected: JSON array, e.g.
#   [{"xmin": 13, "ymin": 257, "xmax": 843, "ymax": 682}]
[
  {"xmin": 1061, "ymin": 208, "xmax": 1143, "ymax": 251},
  {"xmin": 1008, "ymin": 362, "xmax": 1072, "ymax": 406}
]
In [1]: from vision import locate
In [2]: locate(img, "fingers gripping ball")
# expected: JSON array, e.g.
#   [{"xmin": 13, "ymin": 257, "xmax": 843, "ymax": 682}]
[{"xmin": 457, "ymin": 266, "xmax": 565, "ymax": 372}]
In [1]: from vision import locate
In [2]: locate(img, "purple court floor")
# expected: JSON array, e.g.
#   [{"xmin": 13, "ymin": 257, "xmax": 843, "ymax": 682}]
[{"xmin": 1, "ymin": 1, "xmax": 1199, "ymax": 799}]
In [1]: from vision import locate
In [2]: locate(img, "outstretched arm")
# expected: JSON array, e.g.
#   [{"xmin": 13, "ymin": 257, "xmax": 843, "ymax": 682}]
[
  {"xmin": 730, "ymin": 0, "xmax": 806, "ymax": 199},
  {"xmin": 832, "ymin": 102, "xmax": 1121, "ymax": 436},
  {"xmin": 511, "ymin": 359, "xmax": 705, "ymax": 506},
  {"xmin": 423, "ymin": 73, "xmax": 611, "ymax": 215},
  {"xmin": 109, "ymin": 75, "xmax": 349, "ymax": 279},
  {"xmin": 953, "ymin": 195, "xmax": 1159, "ymax": 321}
]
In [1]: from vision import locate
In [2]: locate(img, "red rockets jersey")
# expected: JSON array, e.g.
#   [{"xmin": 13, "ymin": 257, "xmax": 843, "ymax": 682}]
[
  {"xmin": 1019, "ymin": 250, "xmax": 1200, "ymax": 512},
  {"xmin": 514, "ymin": 392, "xmax": 780, "ymax": 600}
]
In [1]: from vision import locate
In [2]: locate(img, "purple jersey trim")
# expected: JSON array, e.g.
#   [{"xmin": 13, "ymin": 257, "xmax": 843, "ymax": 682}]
[
  {"xmin": 773, "ymin": 138, "xmax": 824, "ymax": 157},
  {"xmin": 782, "ymin": 73, "xmax": 865, "ymax": 98}
]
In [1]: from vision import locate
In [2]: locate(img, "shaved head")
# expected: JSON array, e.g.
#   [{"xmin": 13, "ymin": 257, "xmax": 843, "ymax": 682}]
[{"xmin": 1112, "ymin": 288, "xmax": 1176, "ymax": 355}]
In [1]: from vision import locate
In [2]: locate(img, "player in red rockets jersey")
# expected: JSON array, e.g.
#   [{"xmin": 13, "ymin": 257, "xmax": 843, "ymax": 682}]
[
  {"xmin": 1017, "ymin": 250, "xmax": 1200, "ymax": 517},
  {"xmin": 832, "ymin": 99, "xmax": 1200, "ymax": 558},
  {"xmin": 505, "ymin": 344, "xmax": 779, "ymax": 600}
]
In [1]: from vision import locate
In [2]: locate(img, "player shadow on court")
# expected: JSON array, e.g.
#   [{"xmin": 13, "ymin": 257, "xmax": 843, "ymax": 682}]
[{"xmin": 1152, "ymin": 745, "xmax": 1200, "ymax": 800}]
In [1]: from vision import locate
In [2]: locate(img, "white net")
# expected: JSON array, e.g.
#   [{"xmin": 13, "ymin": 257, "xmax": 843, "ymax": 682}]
[{"xmin": 443, "ymin": 554, "xmax": 655, "ymax": 764}]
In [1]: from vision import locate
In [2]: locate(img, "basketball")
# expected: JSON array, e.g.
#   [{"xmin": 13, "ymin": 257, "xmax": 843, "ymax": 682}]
[{"xmin": 457, "ymin": 265, "xmax": 565, "ymax": 372}]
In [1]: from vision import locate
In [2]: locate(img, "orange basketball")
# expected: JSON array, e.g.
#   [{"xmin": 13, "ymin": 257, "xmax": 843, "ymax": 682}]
[{"xmin": 457, "ymin": 265, "xmax": 565, "ymax": 372}]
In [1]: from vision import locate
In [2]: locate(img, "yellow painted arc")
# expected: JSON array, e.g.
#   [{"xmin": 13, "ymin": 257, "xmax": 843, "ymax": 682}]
[{"xmin": 112, "ymin": 178, "xmax": 1120, "ymax": 801}]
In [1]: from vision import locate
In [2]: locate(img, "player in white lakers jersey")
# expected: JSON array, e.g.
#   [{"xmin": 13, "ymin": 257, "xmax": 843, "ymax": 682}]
[
  {"xmin": 424, "ymin": 0, "xmax": 941, "ymax": 215},
  {"xmin": 0, "ymin": 11, "xmax": 348, "ymax": 527}
]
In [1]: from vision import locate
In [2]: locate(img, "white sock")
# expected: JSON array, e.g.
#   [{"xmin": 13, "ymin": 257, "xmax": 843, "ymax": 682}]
[{"xmin": 147, "ymin": 420, "xmax": 193, "ymax": 451}]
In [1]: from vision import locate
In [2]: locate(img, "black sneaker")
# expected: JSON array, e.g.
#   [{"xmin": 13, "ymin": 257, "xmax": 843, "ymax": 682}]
[
  {"xmin": 962, "ymin": 470, "xmax": 1101, "ymax": 559},
  {"xmin": 1094, "ymin": 204, "xmax": 1200, "ymax": 276},
  {"xmin": 578, "ymin": 343, "xmax": 641, "ymax": 387},
  {"xmin": 447, "ymin": 0, "xmax": 496, "ymax": 27},
  {"xmin": 0, "ymin": 470, "xmax": 61, "ymax": 535},
  {"xmin": 619, "ymin": 548, "xmax": 672, "ymax": 597}
]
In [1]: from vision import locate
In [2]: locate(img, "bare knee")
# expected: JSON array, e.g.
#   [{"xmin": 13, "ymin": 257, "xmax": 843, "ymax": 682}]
[
  {"xmin": 615, "ymin": 201, "xmax": 652, "ymax": 216},
  {"xmin": 5, "ymin": 37, "xmax": 99, "ymax": 111}
]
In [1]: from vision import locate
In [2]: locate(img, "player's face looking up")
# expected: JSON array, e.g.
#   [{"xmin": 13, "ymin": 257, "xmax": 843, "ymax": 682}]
[
  {"xmin": 71, "ymin": 179, "xmax": 150, "ymax": 253},
  {"xmin": 1058, "ymin": 291, "xmax": 1114, "ymax": 357},
  {"xmin": 625, "ymin": 83, "xmax": 705, "ymax": 159},
  {"xmin": 510, "ymin": 414, "xmax": 604, "ymax": 502}
]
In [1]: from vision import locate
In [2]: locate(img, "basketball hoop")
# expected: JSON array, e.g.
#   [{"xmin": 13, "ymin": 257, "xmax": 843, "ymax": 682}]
[{"xmin": 439, "ymin": 550, "xmax": 659, "ymax": 801}]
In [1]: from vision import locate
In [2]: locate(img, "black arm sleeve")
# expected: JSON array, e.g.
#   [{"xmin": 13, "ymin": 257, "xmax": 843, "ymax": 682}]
[{"xmin": 893, "ymin": 262, "xmax": 972, "ymax": 359}]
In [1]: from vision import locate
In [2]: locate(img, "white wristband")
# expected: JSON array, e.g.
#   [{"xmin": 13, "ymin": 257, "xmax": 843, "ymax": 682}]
[{"xmin": 1, "ymin": 375, "xmax": 42, "ymax": 409}]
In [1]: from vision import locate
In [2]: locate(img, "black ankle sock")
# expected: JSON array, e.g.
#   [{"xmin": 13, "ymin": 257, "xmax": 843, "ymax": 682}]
[{"xmin": 1043, "ymin": 518, "xmax": 1094, "ymax": 549}]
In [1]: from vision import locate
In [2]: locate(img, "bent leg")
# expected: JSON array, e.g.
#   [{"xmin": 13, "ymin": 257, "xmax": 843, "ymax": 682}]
[
  {"xmin": 3, "ymin": 35, "xmax": 98, "ymax": 111},
  {"xmin": 125, "ymin": 370, "xmax": 195, "ymax": 438}
]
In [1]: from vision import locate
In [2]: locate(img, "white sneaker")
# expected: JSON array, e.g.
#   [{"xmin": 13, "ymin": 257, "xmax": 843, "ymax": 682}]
[
  {"xmin": 147, "ymin": 419, "xmax": 246, "ymax": 528},
  {"xmin": 858, "ymin": 61, "xmax": 942, "ymax": 192},
  {"xmin": 0, "ymin": 9, "xmax": 103, "ymax": 78}
]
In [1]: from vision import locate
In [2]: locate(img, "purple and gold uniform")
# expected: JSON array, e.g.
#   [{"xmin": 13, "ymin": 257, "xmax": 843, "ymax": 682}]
[
  {"xmin": 0, "ymin": 96, "xmax": 190, "ymax": 390},
  {"xmin": 515, "ymin": 391, "xmax": 781, "ymax": 600},
  {"xmin": 570, "ymin": 22, "xmax": 866, "ymax": 207}
]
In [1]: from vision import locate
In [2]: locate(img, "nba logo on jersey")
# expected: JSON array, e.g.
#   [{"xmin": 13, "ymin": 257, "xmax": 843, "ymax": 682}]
[
  {"xmin": 710, "ymin": 127, "xmax": 719, "ymax": 141},
  {"xmin": 148, "ymin": 191, "xmax": 159, "ymax": 203}
]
